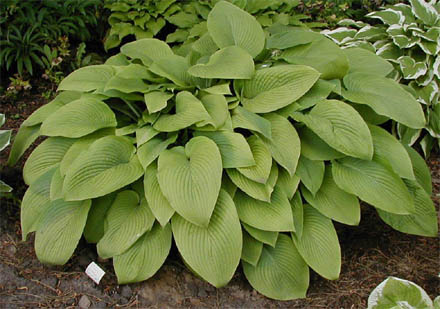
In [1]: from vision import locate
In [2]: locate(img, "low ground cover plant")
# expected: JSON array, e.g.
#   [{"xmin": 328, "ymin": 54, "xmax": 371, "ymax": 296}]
[
  {"xmin": 323, "ymin": 0, "xmax": 440, "ymax": 157},
  {"xmin": 8, "ymin": 1, "xmax": 438, "ymax": 301}
]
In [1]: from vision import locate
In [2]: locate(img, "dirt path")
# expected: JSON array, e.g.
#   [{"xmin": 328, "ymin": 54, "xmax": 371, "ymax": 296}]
[{"xmin": 0, "ymin": 93, "xmax": 439, "ymax": 308}]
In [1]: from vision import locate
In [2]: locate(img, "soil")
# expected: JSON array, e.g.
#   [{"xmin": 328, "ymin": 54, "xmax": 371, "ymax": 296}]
[{"xmin": 0, "ymin": 92, "xmax": 439, "ymax": 308}]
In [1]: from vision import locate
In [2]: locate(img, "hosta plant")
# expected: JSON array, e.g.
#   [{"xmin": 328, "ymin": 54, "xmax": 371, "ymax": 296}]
[
  {"xmin": 322, "ymin": 0, "xmax": 440, "ymax": 157},
  {"xmin": 103, "ymin": 0, "xmax": 317, "ymax": 51},
  {"xmin": 9, "ymin": 1, "xmax": 438, "ymax": 301},
  {"xmin": 0, "ymin": 114, "xmax": 12, "ymax": 193},
  {"xmin": 368, "ymin": 277, "xmax": 439, "ymax": 309}
]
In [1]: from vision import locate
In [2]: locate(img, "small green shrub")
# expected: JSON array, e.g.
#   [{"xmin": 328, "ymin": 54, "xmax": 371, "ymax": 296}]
[
  {"xmin": 323, "ymin": 0, "xmax": 440, "ymax": 157},
  {"xmin": 9, "ymin": 1, "xmax": 438, "ymax": 301},
  {"xmin": 368, "ymin": 277, "xmax": 439, "ymax": 309},
  {"xmin": 0, "ymin": 0, "xmax": 103, "ymax": 76},
  {"xmin": 0, "ymin": 114, "xmax": 12, "ymax": 193}
]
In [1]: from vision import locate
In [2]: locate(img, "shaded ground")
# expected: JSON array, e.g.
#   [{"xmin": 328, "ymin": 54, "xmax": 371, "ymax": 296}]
[{"xmin": 0, "ymin": 92, "xmax": 439, "ymax": 308}]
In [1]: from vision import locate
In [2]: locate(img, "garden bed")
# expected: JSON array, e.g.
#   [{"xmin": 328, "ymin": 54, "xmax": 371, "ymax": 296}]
[{"xmin": 0, "ymin": 91, "xmax": 438, "ymax": 308}]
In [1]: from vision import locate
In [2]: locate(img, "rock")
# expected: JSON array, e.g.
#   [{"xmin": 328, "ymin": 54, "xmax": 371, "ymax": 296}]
[
  {"xmin": 78, "ymin": 295, "xmax": 91, "ymax": 309},
  {"xmin": 121, "ymin": 285, "xmax": 132, "ymax": 298},
  {"xmin": 95, "ymin": 301, "xmax": 107, "ymax": 308}
]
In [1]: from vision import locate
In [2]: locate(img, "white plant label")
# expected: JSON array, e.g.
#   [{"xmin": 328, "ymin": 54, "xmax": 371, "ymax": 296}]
[{"xmin": 85, "ymin": 262, "xmax": 105, "ymax": 284}]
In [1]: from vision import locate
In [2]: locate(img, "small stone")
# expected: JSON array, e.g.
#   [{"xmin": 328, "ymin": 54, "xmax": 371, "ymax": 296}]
[
  {"xmin": 95, "ymin": 301, "xmax": 107, "ymax": 308},
  {"xmin": 78, "ymin": 295, "xmax": 91, "ymax": 309},
  {"xmin": 121, "ymin": 285, "xmax": 132, "ymax": 298}
]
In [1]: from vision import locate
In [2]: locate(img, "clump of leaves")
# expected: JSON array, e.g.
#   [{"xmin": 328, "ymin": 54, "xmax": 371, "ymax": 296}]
[
  {"xmin": 0, "ymin": 114, "xmax": 12, "ymax": 193},
  {"xmin": 103, "ymin": 0, "xmax": 319, "ymax": 51},
  {"xmin": 323, "ymin": 0, "xmax": 440, "ymax": 157},
  {"xmin": 368, "ymin": 277, "xmax": 439, "ymax": 309},
  {"xmin": 9, "ymin": 1, "xmax": 437, "ymax": 301}
]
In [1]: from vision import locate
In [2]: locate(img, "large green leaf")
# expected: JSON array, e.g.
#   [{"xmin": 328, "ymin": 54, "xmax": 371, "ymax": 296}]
[
  {"xmin": 113, "ymin": 222, "xmax": 172, "ymax": 284},
  {"xmin": 377, "ymin": 180, "xmax": 438, "ymax": 237},
  {"xmin": 234, "ymin": 187, "xmax": 294, "ymax": 232},
  {"xmin": 280, "ymin": 37, "xmax": 349, "ymax": 80},
  {"xmin": 292, "ymin": 205, "xmax": 341, "ymax": 280},
  {"xmin": 302, "ymin": 166, "xmax": 360, "ymax": 226},
  {"xmin": 120, "ymin": 38, "xmax": 174, "ymax": 66},
  {"xmin": 23, "ymin": 137, "xmax": 75, "ymax": 185},
  {"xmin": 404, "ymin": 145, "xmax": 432, "ymax": 195},
  {"xmin": 227, "ymin": 162, "xmax": 278, "ymax": 202},
  {"xmin": 137, "ymin": 134, "xmax": 177, "ymax": 171},
  {"xmin": 195, "ymin": 131, "xmax": 255, "ymax": 168},
  {"xmin": 7, "ymin": 124, "xmax": 40, "ymax": 166},
  {"xmin": 342, "ymin": 73, "xmax": 425, "ymax": 129},
  {"xmin": 292, "ymin": 100, "xmax": 373, "ymax": 160},
  {"xmin": 149, "ymin": 55, "xmax": 193, "ymax": 87},
  {"xmin": 277, "ymin": 168, "xmax": 301, "ymax": 200},
  {"xmin": 35, "ymin": 199, "xmax": 91, "ymax": 265},
  {"xmin": 231, "ymin": 106, "xmax": 272, "ymax": 139},
  {"xmin": 97, "ymin": 190, "xmax": 155, "ymax": 258},
  {"xmin": 172, "ymin": 189, "xmax": 242, "ymax": 287},
  {"xmin": 22, "ymin": 91, "xmax": 82, "ymax": 127},
  {"xmin": 58, "ymin": 65, "xmax": 115, "ymax": 92},
  {"xmin": 236, "ymin": 135, "xmax": 272, "ymax": 184},
  {"xmin": 260, "ymin": 113, "xmax": 301, "ymax": 176},
  {"xmin": 188, "ymin": 46, "xmax": 254, "ymax": 79},
  {"xmin": 344, "ymin": 47, "xmax": 394, "ymax": 77},
  {"xmin": 196, "ymin": 94, "xmax": 229, "ymax": 130},
  {"xmin": 266, "ymin": 28, "xmax": 322, "ymax": 50},
  {"xmin": 144, "ymin": 162, "xmax": 175, "ymax": 226},
  {"xmin": 157, "ymin": 136, "xmax": 222, "ymax": 227},
  {"xmin": 21, "ymin": 167, "xmax": 56, "ymax": 241},
  {"xmin": 63, "ymin": 136, "xmax": 144, "ymax": 201},
  {"xmin": 40, "ymin": 98, "xmax": 117, "ymax": 138},
  {"xmin": 296, "ymin": 156, "xmax": 325, "ymax": 196},
  {"xmin": 207, "ymin": 1, "xmax": 265, "ymax": 57},
  {"xmin": 241, "ymin": 65, "xmax": 320, "ymax": 113},
  {"xmin": 369, "ymin": 125, "xmax": 415, "ymax": 180},
  {"xmin": 144, "ymin": 91, "xmax": 173, "ymax": 114},
  {"xmin": 242, "ymin": 223, "xmax": 278, "ymax": 247},
  {"xmin": 105, "ymin": 76, "xmax": 150, "ymax": 93},
  {"xmin": 332, "ymin": 157, "xmax": 415, "ymax": 215},
  {"xmin": 84, "ymin": 194, "xmax": 116, "ymax": 243},
  {"xmin": 154, "ymin": 91, "xmax": 211, "ymax": 132},
  {"xmin": 298, "ymin": 126, "xmax": 344, "ymax": 161},
  {"xmin": 243, "ymin": 234, "xmax": 309, "ymax": 300},
  {"xmin": 241, "ymin": 230, "xmax": 263, "ymax": 266}
]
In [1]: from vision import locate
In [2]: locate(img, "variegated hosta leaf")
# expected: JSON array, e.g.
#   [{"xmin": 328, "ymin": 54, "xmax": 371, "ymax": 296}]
[
  {"xmin": 332, "ymin": 157, "xmax": 415, "ymax": 215},
  {"xmin": 292, "ymin": 205, "xmax": 341, "ymax": 280},
  {"xmin": 97, "ymin": 190, "xmax": 155, "ymax": 259},
  {"xmin": 227, "ymin": 162, "xmax": 278, "ymax": 202},
  {"xmin": 84, "ymin": 194, "xmax": 116, "ymax": 243},
  {"xmin": 344, "ymin": 48, "xmax": 394, "ymax": 77},
  {"xmin": 260, "ymin": 113, "xmax": 301, "ymax": 176},
  {"xmin": 241, "ymin": 65, "xmax": 320, "ymax": 113},
  {"xmin": 114, "ymin": 222, "xmax": 172, "ymax": 284},
  {"xmin": 63, "ymin": 136, "xmax": 144, "ymax": 201},
  {"xmin": 342, "ymin": 73, "xmax": 426, "ymax": 129},
  {"xmin": 172, "ymin": 189, "xmax": 242, "ymax": 287},
  {"xmin": 157, "ymin": 136, "xmax": 222, "ymax": 227},
  {"xmin": 409, "ymin": 0, "xmax": 439, "ymax": 26},
  {"xmin": 120, "ymin": 38, "xmax": 174, "ymax": 66},
  {"xmin": 58, "ymin": 65, "xmax": 115, "ymax": 92},
  {"xmin": 144, "ymin": 163, "xmax": 175, "ymax": 226},
  {"xmin": 40, "ymin": 97, "xmax": 117, "ymax": 138},
  {"xmin": 241, "ymin": 230, "xmax": 263, "ymax": 266},
  {"xmin": 35, "ymin": 199, "xmax": 91, "ymax": 265},
  {"xmin": 207, "ymin": 1, "xmax": 265, "ymax": 57},
  {"xmin": 23, "ymin": 137, "xmax": 75, "ymax": 185},
  {"xmin": 243, "ymin": 234, "xmax": 309, "ymax": 300},
  {"xmin": 21, "ymin": 167, "xmax": 56, "ymax": 241},
  {"xmin": 195, "ymin": 131, "xmax": 254, "ymax": 168},
  {"xmin": 369, "ymin": 124, "xmax": 415, "ymax": 180},
  {"xmin": 377, "ymin": 179, "xmax": 438, "ymax": 237},
  {"xmin": 321, "ymin": 27, "xmax": 357, "ymax": 45},
  {"xmin": 188, "ymin": 46, "xmax": 255, "ymax": 79},
  {"xmin": 398, "ymin": 56, "xmax": 428, "ymax": 79},
  {"xmin": 366, "ymin": 8, "xmax": 404, "ymax": 25},
  {"xmin": 302, "ymin": 166, "xmax": 361, "ymax": 226},
  {"xmin": 234, "ymin": 187, "xmax": 295, "ymax": 232},
  {"xmin": 231, "ymin": 106, "xmax": 272, "ymax": 139},
  {"xmin": 292, "ymin": 100, "xmax": 373, "ymax": 160},
  {"xmin": 236, "ymin": 135, "xmax": 272, "ymax": 184},
  {"xmin": 280, "ymin": 37, "xmax": 349, "ymax": 80},
  {"xmin": 154, "ymin": 91, "xmax": 211, "ymax": 132},
  {"xmin": 296, "ymin": 156, "xmax": 325, "ymax": 196}
]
